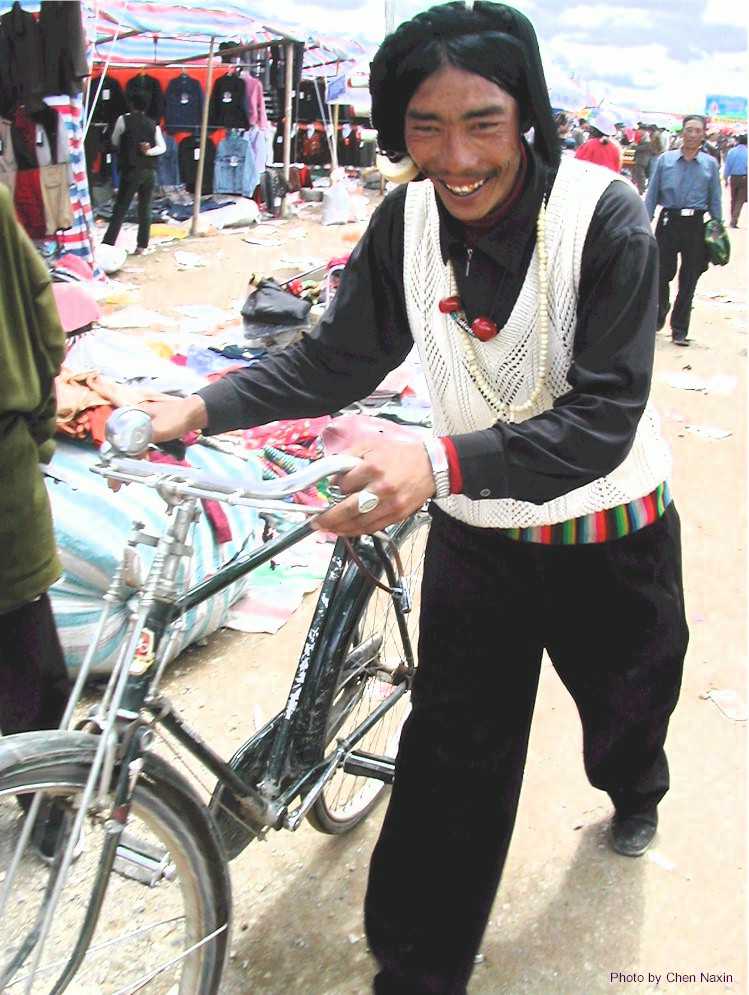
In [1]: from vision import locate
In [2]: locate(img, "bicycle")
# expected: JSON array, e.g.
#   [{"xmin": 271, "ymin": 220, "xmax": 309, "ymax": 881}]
[{"xmin": 0, "ymin": 408, "xmax": 430, "ymax": 994}]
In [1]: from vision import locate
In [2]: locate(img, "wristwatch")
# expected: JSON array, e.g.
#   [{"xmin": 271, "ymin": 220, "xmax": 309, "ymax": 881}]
[{"xmin": 423, "ymin": 437, "xmax": 451, "ymax": 499}]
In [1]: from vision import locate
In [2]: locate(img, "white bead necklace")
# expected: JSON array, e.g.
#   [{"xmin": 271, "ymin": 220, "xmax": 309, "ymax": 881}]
[{"xmin": 447, "ymin": 201, "xmax": 549, "ymax": 424}]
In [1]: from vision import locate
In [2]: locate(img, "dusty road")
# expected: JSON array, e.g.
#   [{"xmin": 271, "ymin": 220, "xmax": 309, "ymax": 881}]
[{"xmin": 97, "ymin": 189, "xmax": 746, "ymax": 995}]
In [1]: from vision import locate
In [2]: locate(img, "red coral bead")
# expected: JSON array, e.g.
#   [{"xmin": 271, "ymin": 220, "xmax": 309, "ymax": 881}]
[
  {"xmin": 438, "ymin": 296, "xmax": 462, "ymax": 314},
  {"xmin": 471, "ymin": 317, "xmax": 498, "ymax": 341}
]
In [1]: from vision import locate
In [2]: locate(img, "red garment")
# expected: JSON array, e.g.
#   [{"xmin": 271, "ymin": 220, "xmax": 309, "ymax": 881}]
[
  {"xmin": 575, "ymin": 137, "xmax": 622, "ymax": 173},
  {"xmin": 13, "ymin": 168, "xmax": 46, "ymax": 238},
  {"xmin": 243, "ymin": 416, "xmax": 332, "ymax": 453},
  {"xmin": 148, "ymin": 451, "xmax": 232, "ymax": 544}
]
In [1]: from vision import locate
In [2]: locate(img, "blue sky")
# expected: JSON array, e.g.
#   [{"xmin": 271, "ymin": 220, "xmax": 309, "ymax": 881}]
[{"xmin": 273, "ymin": 0, "xmax": 747, "ymax": 114}]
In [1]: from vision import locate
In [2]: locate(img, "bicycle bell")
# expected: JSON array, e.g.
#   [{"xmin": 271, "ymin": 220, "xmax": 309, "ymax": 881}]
[{"xmin": 105, "ymin": 406, "xmax": 154, "ymax": 456}]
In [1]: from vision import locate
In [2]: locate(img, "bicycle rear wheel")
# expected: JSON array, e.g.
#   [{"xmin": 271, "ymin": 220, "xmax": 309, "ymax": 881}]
[
  {"xmin": 0, "ymin": 731, "xmax": 230, "ymax": 995},
  {"xmin": 306, "ymin": 512, "xmax": 430, "ymax": 834}
]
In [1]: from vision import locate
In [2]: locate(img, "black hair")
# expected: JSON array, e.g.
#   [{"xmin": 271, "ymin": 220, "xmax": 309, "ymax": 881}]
[
  {"xmin": 370, "ymin": 1, "xmax": 559, "ymax": 166},
  {"xmin": 588, "ymin": 126, "xmax": 609, "ymax": 144},
  {"xmin": 682, "ymin": 114, "xmax": 706, "ymax": 129},
  {"xmin": 736, "ymin": 134, "xmax": 747, "ymax": 145},
  {"xmin": 128, "ymin": 91, "xmax": 149, "ymax": 113}
]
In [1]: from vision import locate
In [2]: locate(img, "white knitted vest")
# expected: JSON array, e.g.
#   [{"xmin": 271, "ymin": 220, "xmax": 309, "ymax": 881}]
[{"xmin": 403, "ymin": 156, "xmax": 671, "ymax": 528}]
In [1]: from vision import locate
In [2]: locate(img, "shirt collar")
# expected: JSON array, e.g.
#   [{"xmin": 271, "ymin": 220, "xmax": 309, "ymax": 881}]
[{"xmin": 437, "ymin": 140, "xmax": 550, "ymax": 273}]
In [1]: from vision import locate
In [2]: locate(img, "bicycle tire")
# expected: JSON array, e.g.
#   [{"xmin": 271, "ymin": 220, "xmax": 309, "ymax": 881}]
[
  {"xmin": 304, "ymin": 512, "xmax": 430, "ymax": 834},
  {"xmin": 0, "ymin": 730, "xmax": 231, "ymax": 995}
]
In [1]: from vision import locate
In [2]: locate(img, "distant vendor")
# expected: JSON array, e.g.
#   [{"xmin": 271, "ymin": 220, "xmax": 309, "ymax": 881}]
[{"xmin": 102, "ymin": 91, "xmax": 165, "ymax": 255}]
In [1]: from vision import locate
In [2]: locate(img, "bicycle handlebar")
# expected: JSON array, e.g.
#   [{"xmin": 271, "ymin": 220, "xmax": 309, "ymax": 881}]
[{"xmin": 95, "ymin": 407, "xmax": 361, "ymax": 510}]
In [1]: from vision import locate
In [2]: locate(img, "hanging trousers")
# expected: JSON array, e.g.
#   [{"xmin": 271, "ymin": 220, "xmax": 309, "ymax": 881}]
[
  {"xmin": 729, "ymin": 175, "xmax": 746, "ymax": 227},
  {"xmin": 0, "ymin": 594, "xmax": 70, "ymax": 736},
  {"xmin": 103, "ymin": 167, "xmax": 156, "ymax": 249},
  {"xmin": 365, "ymin": 502, "xmax": 688, "ymax": 995},
  {"xmin": 655, "ymin": 209, "xmax": 708, "ymax": 338}
]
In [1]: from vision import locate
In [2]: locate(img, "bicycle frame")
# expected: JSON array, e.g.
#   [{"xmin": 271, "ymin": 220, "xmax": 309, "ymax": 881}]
[{"xmin": 1, "ymin": 435, "xmax": 421, "ymax": 993}]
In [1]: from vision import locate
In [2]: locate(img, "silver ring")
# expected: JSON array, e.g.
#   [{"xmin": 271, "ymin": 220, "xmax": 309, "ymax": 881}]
[{"xmin": 357, "ymin": 488, "xmax": 380, "ymax": 515}]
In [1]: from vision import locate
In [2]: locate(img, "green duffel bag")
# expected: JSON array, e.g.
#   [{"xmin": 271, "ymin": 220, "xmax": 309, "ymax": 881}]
[{"xmin": 704, "ymin": 218, "xmax": 731, "ymax": 266}]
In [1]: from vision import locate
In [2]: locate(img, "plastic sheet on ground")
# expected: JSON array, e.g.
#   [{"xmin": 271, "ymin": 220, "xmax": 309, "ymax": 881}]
[
  {"xmin": 658, "ymin": 371, "xmax": 738, "ymax": 395},
  {"xmin": 224, "ymin": 536, "xmax": 334, "ymax": 635},
  {"xmin": 684, "ymin": 424, "xmax": 733, "ymax": 441},
  {"xmin": 45, "ymin": 440, "xmax": 263, "ymax": 676},
  {"xmin": 701, "ymin": 688, "xmax": 748, "ymax": 721}
]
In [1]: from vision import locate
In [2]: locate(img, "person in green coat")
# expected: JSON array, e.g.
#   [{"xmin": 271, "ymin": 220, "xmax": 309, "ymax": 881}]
[{"xmin": 0, "ymin": 184, "xmax": 70, "ymax": 739}]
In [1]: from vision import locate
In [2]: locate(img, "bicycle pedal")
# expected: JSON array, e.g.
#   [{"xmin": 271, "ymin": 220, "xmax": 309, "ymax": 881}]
[{"xmin": 114, "ymin": 831, "xmax": 176, "ymax": 887}]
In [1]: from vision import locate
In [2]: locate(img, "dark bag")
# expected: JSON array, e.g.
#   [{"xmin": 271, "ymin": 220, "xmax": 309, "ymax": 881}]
[
  {"xmin": 704, "ymin": 219, "xmax": 730, "ymax": 266},
  {"xmin": 242, "ymin": 279, "xmax": 312, "ymax": 345}
]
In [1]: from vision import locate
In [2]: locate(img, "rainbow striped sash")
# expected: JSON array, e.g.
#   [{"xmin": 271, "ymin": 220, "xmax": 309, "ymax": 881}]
[{"xmin": 501, "ymin": 482, "xmax": 671, "ymax": 545}]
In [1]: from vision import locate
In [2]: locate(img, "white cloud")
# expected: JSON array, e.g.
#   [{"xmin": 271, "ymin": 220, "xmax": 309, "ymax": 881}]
[
  {"xmin": 557, "ymin": 4, "xmax": 653, "ymax": 30},
  {"xmin": 702, "ymin": 0, "xmax": 748, "ymax": 25}
]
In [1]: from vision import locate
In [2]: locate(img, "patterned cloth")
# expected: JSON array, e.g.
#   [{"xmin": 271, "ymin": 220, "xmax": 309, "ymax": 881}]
[
  {"xmin": 501, "ymin": 482, "xmax": 671, "ymax": 544},
  {"xmin": 45, "ymin": 94, "xmax": 102, "ymax": 277}
]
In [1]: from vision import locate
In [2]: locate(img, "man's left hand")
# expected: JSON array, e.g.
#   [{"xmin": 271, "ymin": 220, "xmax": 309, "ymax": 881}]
[{"xmin": 313, "ymin": 436, "xmax": 436, "ymax": 536}]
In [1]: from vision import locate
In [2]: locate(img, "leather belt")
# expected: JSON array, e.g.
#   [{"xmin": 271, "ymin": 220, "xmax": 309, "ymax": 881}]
[{"xmin": 664, "ymin": 207, "xmax": 704, "ymax": 217}]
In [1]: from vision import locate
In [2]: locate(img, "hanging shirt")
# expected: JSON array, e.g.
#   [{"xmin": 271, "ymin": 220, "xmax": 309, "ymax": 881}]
[
  {"xmin": 243, "ymin": 74, "xmax": 269, "ymax": 130},
  {"xmin": 39, "ymin": 0, "xmax": 89, "ymax": 97}
]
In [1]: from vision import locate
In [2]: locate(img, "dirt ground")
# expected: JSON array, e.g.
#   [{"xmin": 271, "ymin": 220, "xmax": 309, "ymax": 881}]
[{"xmin": 91, "ymin": 185, "xmax": 746, "ymax": 995}]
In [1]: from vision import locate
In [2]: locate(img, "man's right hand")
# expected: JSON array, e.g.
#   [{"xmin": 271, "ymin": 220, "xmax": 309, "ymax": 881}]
[{"xmin": 138, "ymin": 395, "xmax": 209, "ymax": 444}]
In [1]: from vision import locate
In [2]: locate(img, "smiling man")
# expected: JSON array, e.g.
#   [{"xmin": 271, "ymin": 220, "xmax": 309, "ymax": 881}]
[{"xmin": 140, "ymin": 4, "xmax": 688, "ymax": 992}]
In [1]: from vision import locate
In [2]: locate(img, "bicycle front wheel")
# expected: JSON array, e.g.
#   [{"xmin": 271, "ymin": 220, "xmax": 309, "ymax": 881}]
[
  {"xmin": 0, "ymin": 731, "xmax": 230, "ymax": 995},
  {"xmin": 306, "ymin": 512, "xmax": 430, "ymax": 834}
]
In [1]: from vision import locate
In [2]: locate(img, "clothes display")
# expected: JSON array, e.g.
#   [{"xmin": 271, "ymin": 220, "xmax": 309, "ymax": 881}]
[
  {"xmin": 156, "ymin": 133, "xmax": 180, "ymax": 187},
  {"xmin": 125, "ymin": 73, "xmax": 165, "ymax": 123},
  {"xmin": 243, "ymin": 73, "xmax": 269, "ymax": 130},
  {"xmin": 214, "ymin": 130, "xmax": 261, "ymax": 197},
  {"xmin": 209, "ymin": 73, "xmax": 248, "ymax": 130},
  {"xmin": 38, "ymin": 1, "xmax": 88, "ymax": 97},
  {"xmin": 0, "ymin": 1, "xmax": 44, "ymax": 109},
  {"xmin": 39, "ymin": 162, "xmax": 72, "ymax": 232},
  {"xmin": 90, "ymin": 74, "xmax": 128, "ymax": 128},
  {"xmin": 165, "ymin": 74, "xmax": 203, "ymax": 132},
  {"xmin": 2, "ymin": 103, "xmax": 73, "ymax": 238},
  {"xmin": 178, "ymin": 134, "xmax": 216, "ymax": 195}
]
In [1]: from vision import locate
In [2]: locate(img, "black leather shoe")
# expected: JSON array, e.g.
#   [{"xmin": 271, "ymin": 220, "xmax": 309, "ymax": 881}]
[
  {"xmin": 671, "ymin": 329, "xmax": 689, "ymax": 346},
  {"xmin": 610, "ymin": 809, "xmax": 658, "ymax": 857}
]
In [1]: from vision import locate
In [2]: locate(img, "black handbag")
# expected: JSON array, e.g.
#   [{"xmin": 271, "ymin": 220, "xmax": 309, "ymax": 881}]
[{"xmin": 241, "ymin": 278, "xmax": 311, "ymax": 350}]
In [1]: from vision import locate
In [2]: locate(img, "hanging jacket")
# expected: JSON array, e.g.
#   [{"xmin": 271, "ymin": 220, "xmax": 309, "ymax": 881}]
[
  {"xmin": 90, "ymin": 74, "xmax": 128, "ymax": 128},
  {"xmin": 209, "ymin": 74, "xmax": 248, "ymax": 129},
  {"xmin": 178, "ymin": 134, "xmax": 215, "ymax": 194},
  {"xmin": 125, "ymin": 74, "xmax": 165, "ymax": 123},
  {"xmin": 165, "ymin": 75, "xmax": 203, "ymax": 132},
  {"xmin": 39, "ymin": 0, "xmax": 89, "ymax": 97}
]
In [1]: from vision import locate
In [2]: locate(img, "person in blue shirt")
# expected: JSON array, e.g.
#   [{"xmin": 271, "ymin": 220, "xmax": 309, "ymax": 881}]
[
  {"xmin": 723, "ymin": 134, "xmax": 747, "ymax": 229},
  {"xmin": 645, "ymin": 114, "xmax": 723, "ymax": 346}
]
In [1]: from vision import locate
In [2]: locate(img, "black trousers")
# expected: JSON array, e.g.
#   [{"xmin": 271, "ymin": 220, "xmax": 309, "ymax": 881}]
[
  {"xmin": 0, "ymin": 594, "xmax": 71, "ymax": 736},
  {"xmin": 103, "ymin": 168, "xmax": 156, "ymax": 249},
  {"xmin": 655, "ymin": 211, "xmax": 708, "ymax": 337},
  {"xmin": 729, "ymin": 175, "xmax": 746, "ymax": 227},
  {"xmin": 365, "ymin": 504, "xmax": 688, "ymax": 995}
]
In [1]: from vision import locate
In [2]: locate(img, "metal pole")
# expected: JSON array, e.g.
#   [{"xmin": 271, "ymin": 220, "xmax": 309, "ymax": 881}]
[
  {"xmin": 331, "ymin": 102, "xmax": 339, "ymax": 169},
  {"xmin": 191, "ymin": 36, "xmax": 216, "ymax": 237},
  {"xmin": 283, "ymin": 41, "xmax": 294, "ymax": 182}
]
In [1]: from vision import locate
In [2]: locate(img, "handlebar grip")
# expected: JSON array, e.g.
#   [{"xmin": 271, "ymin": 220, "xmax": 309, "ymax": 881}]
[{"xmin": 105, "ymin": 407, "xmax": 154, "ymax": 456}]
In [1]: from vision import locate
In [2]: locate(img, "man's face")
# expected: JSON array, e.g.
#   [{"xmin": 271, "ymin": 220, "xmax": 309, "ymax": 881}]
[
  {"xmin": 404, "ymin": 64, "xmax": 523, "ymax": 222},
  {"xmin": 682, "ymin": 119, "xmax": 705, "ymax": 152}
]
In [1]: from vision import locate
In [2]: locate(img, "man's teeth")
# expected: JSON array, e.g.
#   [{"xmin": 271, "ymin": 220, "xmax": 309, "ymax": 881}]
[{"xmin": 444, "ymin": 178, "xmax": 487, "ymax": 195}]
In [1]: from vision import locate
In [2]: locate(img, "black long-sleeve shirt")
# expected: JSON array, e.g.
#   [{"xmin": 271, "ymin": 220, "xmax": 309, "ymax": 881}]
[{"xmin": 198, "ymin": 148, "xmax": 659, "ymax": 505}]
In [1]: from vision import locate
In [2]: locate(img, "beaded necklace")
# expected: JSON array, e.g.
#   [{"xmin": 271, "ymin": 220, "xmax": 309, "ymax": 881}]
[{"xmin": 442, "ymin": 201, "xmax": 549, "ymax": 423}]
